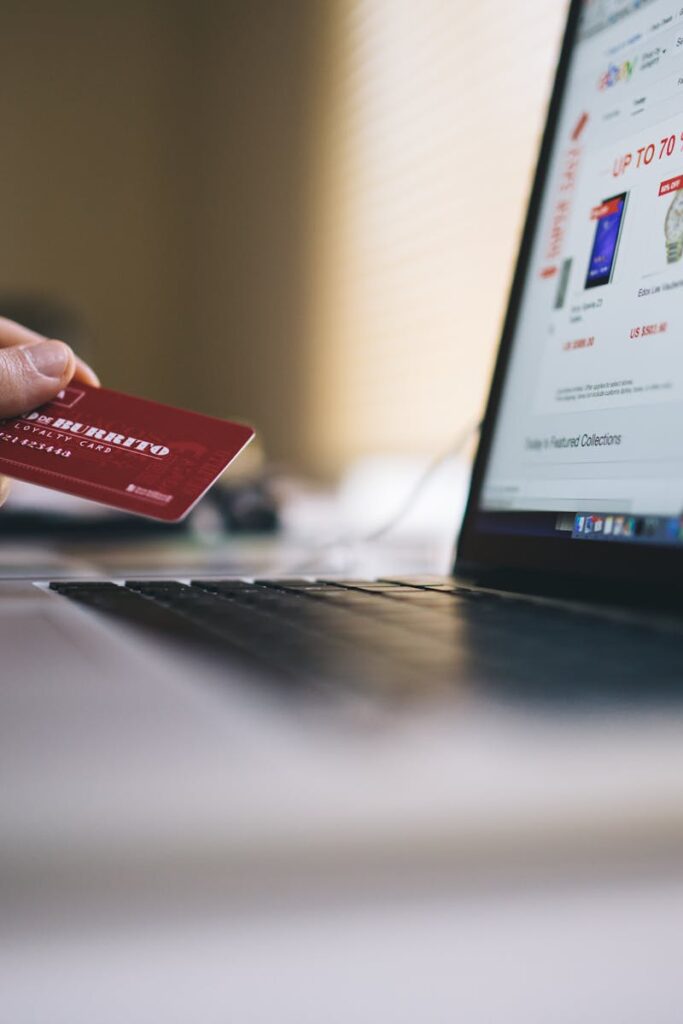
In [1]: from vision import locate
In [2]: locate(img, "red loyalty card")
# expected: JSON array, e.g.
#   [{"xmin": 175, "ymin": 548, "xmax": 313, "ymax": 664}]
[{"xmin": 0, "ymin": 384, "xmax": 254, "ymax": 521}]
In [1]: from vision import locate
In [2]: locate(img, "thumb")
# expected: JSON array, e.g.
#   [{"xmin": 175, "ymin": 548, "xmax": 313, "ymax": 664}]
[{"xmin": 0, "ymin": 340, "xmax": 76, "ymax": 419}]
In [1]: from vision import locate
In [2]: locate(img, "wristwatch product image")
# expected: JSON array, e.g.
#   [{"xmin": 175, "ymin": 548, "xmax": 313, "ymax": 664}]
[{"xmin": 664, "ymin": 188, "xmax": 683, "ymax": 262}]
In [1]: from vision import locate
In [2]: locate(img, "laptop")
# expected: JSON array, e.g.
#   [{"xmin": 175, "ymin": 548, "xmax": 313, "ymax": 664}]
[
  {"xmin": 26, "ymin": 0, "xmax": 683, "ymax": 698},
  {"xmin": 7, "ymin": 3, "xmax": 683, "ymax": 1010},
  {"xmin": 5, "ymin": 0, "xmax": 683, "ymax": 855}
]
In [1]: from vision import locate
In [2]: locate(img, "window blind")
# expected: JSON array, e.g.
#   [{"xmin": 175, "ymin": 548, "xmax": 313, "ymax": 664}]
[{"xmin": 307, "ymin": 0, "xmax": 567, "ymax": 473}]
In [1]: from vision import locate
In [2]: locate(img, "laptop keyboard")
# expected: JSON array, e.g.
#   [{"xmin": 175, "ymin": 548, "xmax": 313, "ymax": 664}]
[
  {"xmin": 48, "ymin": 577, "xmax": 683, "ymax": 700},
  {"xmin": 48, "ymin": 577, "xmax": 512, "ymax": 695}
]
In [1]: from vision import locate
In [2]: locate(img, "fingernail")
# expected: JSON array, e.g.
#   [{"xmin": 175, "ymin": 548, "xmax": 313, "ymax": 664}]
[
  {"xmin": 24, "ymin": 340, "xmax": 72, "ymax": 379},
  {"xmin": 75, "ymin": 358, "xmax": 101, "ymax": 387}
]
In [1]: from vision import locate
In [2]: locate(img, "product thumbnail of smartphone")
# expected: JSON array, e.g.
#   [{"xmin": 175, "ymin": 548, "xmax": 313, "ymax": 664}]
[{"xmin": 585, "ymin": 192, "xmax": 628, "ymax": 289}]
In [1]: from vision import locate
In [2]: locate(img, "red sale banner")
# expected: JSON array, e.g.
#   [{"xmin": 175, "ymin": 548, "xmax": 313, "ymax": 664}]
[
  {"xmin": 571, "ymin": 111, "xmax": 589, "ymax": 142},
  {"xmin": 590, "ymin": 198, "xmax": 622, "ymax": 219},
  {"xmin": 659, "ymin": 174, "xmax": 683, "ymax": 196}
]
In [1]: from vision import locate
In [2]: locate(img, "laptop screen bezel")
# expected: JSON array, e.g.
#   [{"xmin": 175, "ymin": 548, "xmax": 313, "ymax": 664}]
[{"xmin": 455, "ymin": 0, "xmax": 683, "ymax": 588}]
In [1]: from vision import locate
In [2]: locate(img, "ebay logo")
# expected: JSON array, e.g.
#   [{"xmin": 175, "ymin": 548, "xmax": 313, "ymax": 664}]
[{"xmin": 597, "ymin": 59, "xmax": 636, "ymax": 90}]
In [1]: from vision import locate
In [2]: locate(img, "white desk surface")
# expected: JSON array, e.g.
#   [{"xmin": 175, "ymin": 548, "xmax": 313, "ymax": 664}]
[{"xmin": 1, "ymin": 527, "xmax": 683, "ymax": 1022}]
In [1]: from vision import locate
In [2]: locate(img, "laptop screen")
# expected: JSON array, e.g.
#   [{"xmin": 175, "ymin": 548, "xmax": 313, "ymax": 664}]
[{"xmin": 474, "ymin": 0, "xmax": 683, "ymax": 557}]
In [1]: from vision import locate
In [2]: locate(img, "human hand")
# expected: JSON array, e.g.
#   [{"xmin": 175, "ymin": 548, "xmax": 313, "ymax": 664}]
[{"xmin": 0, "ymin": 316, "xmax": 99, "ymax": 507}]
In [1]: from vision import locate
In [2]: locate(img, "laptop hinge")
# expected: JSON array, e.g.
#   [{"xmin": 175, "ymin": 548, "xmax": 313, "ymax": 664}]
[{"xmin": 453, "ymin": 561, "xmax": 683, "ymax": 612}]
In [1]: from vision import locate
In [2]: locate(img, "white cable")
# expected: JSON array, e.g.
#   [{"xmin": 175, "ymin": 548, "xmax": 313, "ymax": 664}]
[{"xmin": 282, "ymin": 418, "xmax": 481, "ymax": 575}]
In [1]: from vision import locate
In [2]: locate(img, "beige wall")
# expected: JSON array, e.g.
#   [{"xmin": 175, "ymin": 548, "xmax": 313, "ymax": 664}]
[
  {"xmin": 306, "ymin": 0, "xmax": 566, "ymax": 475},
  {"xmin": 0, "ymin": 0, "xmax": 324, "ymax": 464},
  {"xmin": 0, "ymin": 1, "xmax": 192, "ymax": 397},
  {"xmin": 0, "ymin": 2, "xmax": 565, "ymax": 479},
  {"xmin": 186, "ymin": 0, "xmax": 326, "ymax": 460}
]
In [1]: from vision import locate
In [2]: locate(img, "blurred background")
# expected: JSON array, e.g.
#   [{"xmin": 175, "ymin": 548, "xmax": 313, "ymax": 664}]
[
  {"xmin": 0, "ymin": 0, "xmax": 565, "ymax": 481},
  {"xmin": 8, "ymin": 7, "xmax": 683, "ymax": 1021}
]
